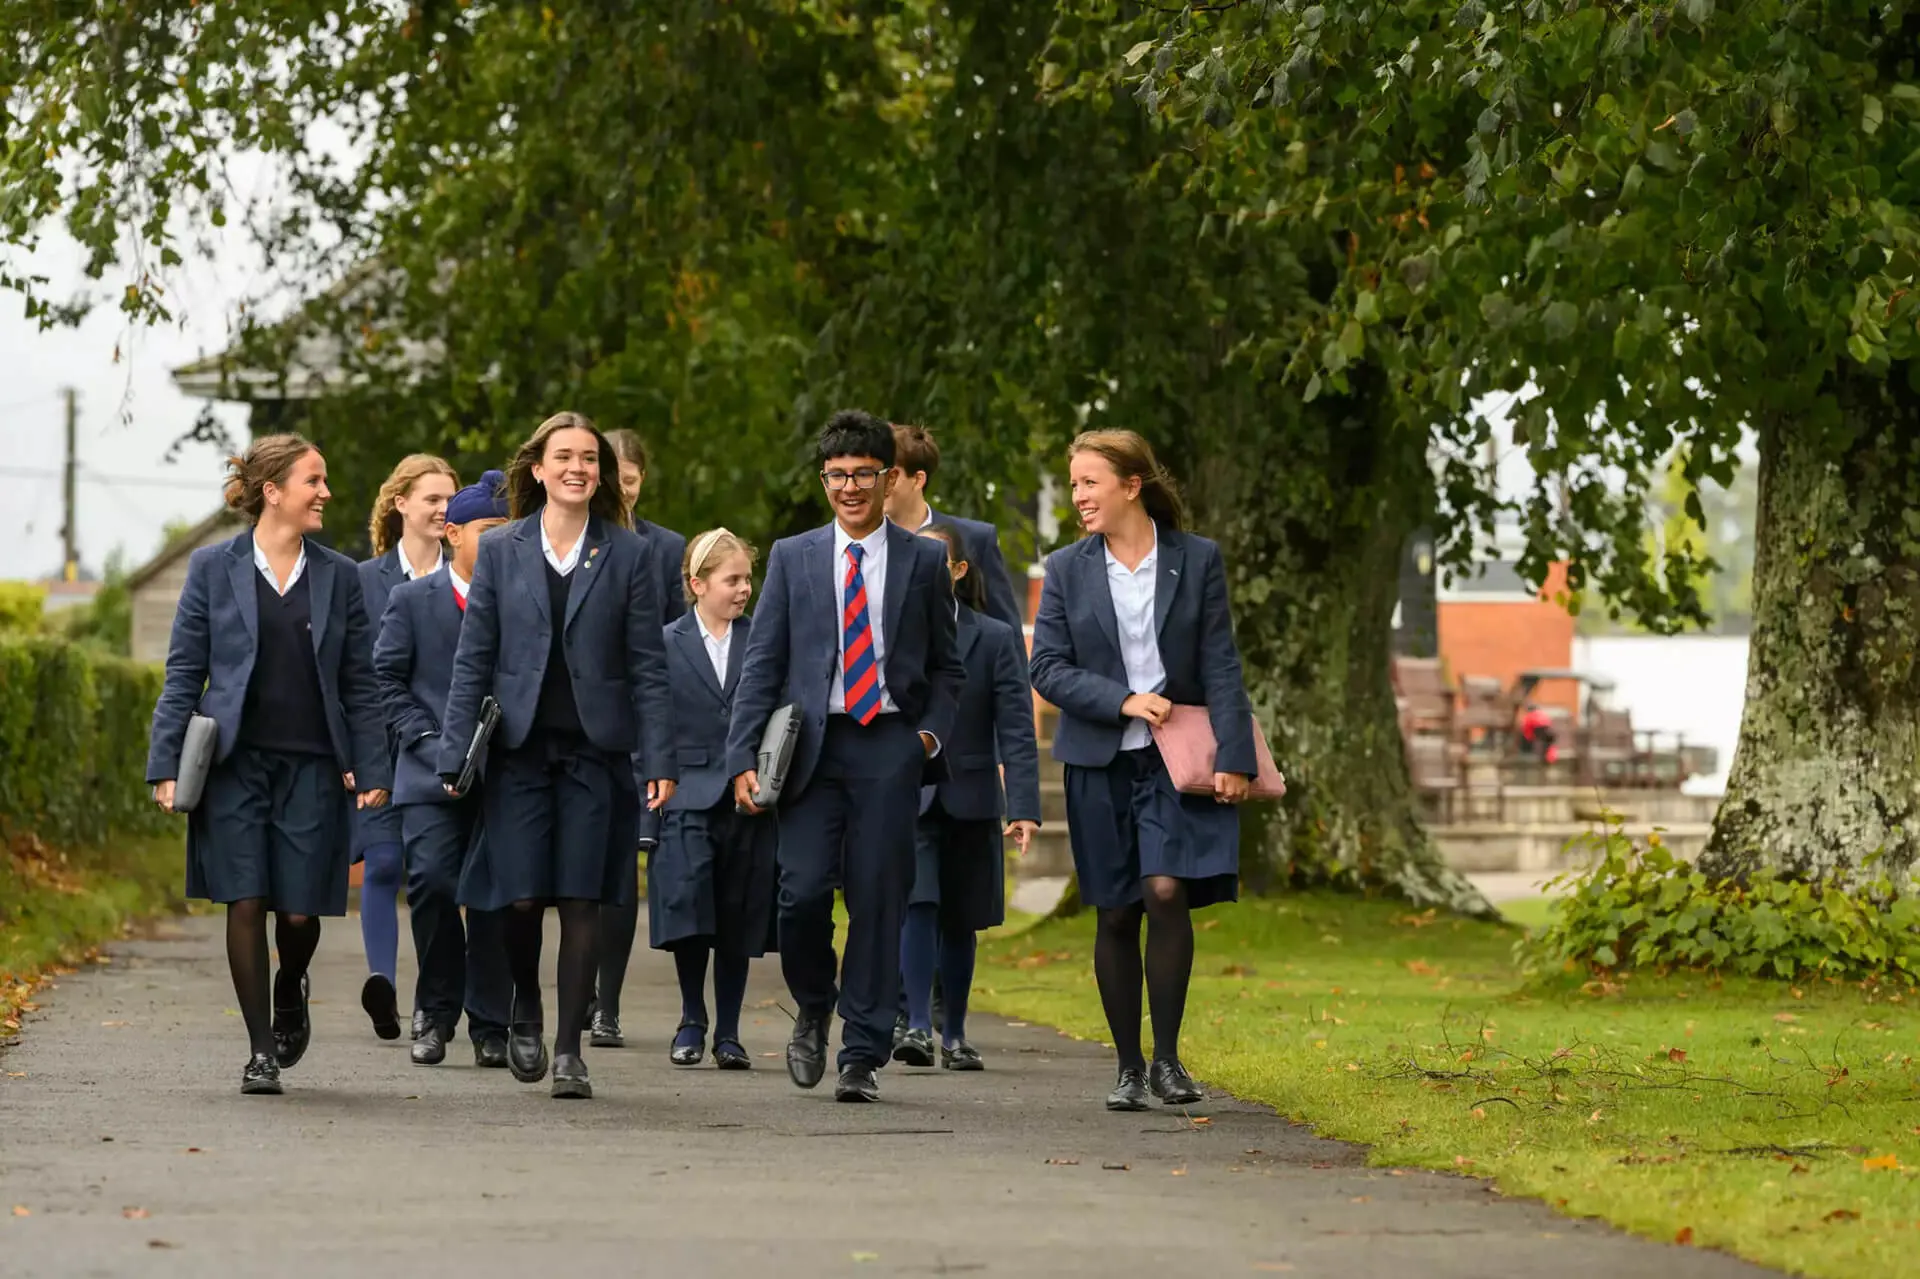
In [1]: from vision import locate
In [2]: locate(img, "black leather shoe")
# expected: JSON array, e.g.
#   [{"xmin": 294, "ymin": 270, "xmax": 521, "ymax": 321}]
[
  {"xmin": 411, "ymin": 1024, "xmax": 449, "ymax": 1066},
  {"xmin": 941, "ymin": 1039, "xmax": 984, "ymax": 1071},
  {"xmin": 473, "ymin": 1034, "xmax": 509, "ymax": 1069},
  {"xmin": 361, "ymin": 974, "xmax": 403, "ymax": 1041},
  {"xmin": 1149, "ymin": 1058, "xmax": 1203, "ymax": 1105},
  {"xmin": 786, "ymin": 1013, "xmax": 828, "ymax": 1089},
  {"xmin": 271, "ymin": 971, "xmax": 311, "ymax": 1070},
  {"xmin": 891, "ymin": 1012, "xmax": 909, "ymax": 1052},
  {"xmin": 834, "ymin": 1064, "xmax": 880, "ymax": 1103},
  {"xmin": 891, "ymin": 1027, "xmax": 935, "ymax": 1068},
  {"xmin": 1106, "ymin": 1066, "xmax": 1150, "ymax": 1112},
  {"xmin": 241, "ymin": 1052, "xmax": 283, "ymax": 1095},
  {"xmin": 713, "ymin": 1037, "xmax": 751, "ymax": 1070},
  {"xmin": 410, "ymin": 1009, "xmax": 429, "ymax": 1040},
  {"xmin": 589, "ymin": 1011, "xmax": 625, "ymax": 1049},
  {"xmin": 551, "ymin": 1053, "xmax": 592, "ymax": 1100},
  {"xmin": 670, "ymin": 1021, "xmax": 706, "ymax": 1066},
  {"xmin": 507, "ymin": 995, "xmax": 548, "ymax": 1084}
]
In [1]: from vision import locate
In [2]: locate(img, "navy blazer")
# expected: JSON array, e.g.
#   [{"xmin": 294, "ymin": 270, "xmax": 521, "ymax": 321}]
[
  {"xmin": 725, "ymin": 521, "xmax": 964, "ymax": 796},
  {"xmin": 1028, "ymin": 528, "xmax": 1256, "ymax": 774},
  {"xmin": 926, "ymin": 506, "xmax": 1025, "ymax": 633},
  {"xmin": 436, "ymin": 514, "xmax": 675, "ymax": 786},
  {"xmin": 928, "ymin": 606, "xmax": 1042, "ymax": 823},
  {"xmin": 372, "ymin": 568, "xmax": 470, "ymax": 807},
  {"xmin": 661, "ymin": 610, "xmax": 752, "ymax": 812},
  {"xmin": 145, "ymin": 530, "xmax": 390, "ymax": 790},
  {"xmin": 637, "ymin": 517, "xmax": 688, "ymax": 625},
  {"xmin": 354, "ymin": 549, "xmax": 420, "ymax": 840}
]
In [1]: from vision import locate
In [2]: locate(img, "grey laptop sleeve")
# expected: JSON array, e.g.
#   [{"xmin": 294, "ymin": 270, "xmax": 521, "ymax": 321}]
[
  {"xmin": 745, "ymin": 703, "xmax": 800, "ymax": 810},
  {"xmin": 170, "ymin": 713, "xmax": 220, "ymax": 813}
]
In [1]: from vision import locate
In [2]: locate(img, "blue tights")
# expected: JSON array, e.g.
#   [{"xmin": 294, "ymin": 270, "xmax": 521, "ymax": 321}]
[
  {"xmin": 359, "ymin": 841, "xmax": 403, "ymax": 982},
  {"xmin": 900, "ymin": 903, "xmax": 976, "ymax": 1045}
]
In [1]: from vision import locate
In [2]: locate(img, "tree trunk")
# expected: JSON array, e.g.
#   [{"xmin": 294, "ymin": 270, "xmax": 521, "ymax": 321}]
[
  {"xmin": 1185, "ymin": 390, "xmax": 1495, "ymax": 919},
  {"xmin": 1701, "ymin": 368, "xmax": 1920, "ymax": 885}
]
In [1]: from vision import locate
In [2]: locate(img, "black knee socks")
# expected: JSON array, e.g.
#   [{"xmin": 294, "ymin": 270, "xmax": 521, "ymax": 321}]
[
  {"xmin": 553, "ymin": 899, "xmax": 598, "ymax": 1058},
  {"xmin": 673, "ymin": 945, "xmax": 711, "ymax": 1028},
  {"xmin": 503, "ymin": 901, "xmax": 544, "ymax": 1020},
  {"xmin": 226, "ymin": 900, "xmax": 273, "ymax": 1057},
  {"xmin": 1093, "ymin": 904, "xmax": 1146, "ymax": 1071}
]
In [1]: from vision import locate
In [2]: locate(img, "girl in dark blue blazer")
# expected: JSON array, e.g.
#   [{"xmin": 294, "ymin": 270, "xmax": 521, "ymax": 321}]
[
  {"xmin": 437, "ymin": 412, "xmax": 676, "ymax": 1101},
  {"xmin": 893, "ymin": 523, "xmax": 1041, "ymax": 1072},
  {"xmin": 352, "ymin": 453, "xmax": 458, "ymax": 1043},
  {"xmin": 146, "ymin": 435, "xmax": 391, "ymax": 1096},
  {"xmin": 647, "ymin": 528, "xmax": 778, "ymax": 1071},
  {"xmin": 1028, "ymin": 430, "xmax": 1257, "ymax": 1114}
]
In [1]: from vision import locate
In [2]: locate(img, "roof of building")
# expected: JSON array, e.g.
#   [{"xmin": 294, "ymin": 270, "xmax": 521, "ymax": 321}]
[{"xmin": 124, "ymin": 508, "xmax": 244, "ymax": 594}]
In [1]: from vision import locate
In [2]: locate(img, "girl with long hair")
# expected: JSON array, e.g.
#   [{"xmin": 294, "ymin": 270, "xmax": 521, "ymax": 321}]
[
  {"xmin": 1028, "ymin": 429, "xmax": 1256, "ymax": 1112},
  {"xmin": 437, "ymin": 412, "xmax": 676, "ymax": 1100}
]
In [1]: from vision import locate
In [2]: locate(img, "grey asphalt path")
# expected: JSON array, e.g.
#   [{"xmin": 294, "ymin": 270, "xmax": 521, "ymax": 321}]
[{"xmin": 0, "ymin": 913, "xmax": 1772, "ymax": 1278}]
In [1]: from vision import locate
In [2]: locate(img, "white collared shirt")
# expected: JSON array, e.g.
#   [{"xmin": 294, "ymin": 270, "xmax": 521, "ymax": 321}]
[
  {"xmin": 399, "ymin": 543, "xmax": 444, "ymax": 581},
  {"xmin": 253, "ymin": 537, "xmax": 308, "ymax": 597},
  {"xmin": 701, "ymin": 617, "xmax": 732, "ymax": 686},
  {"xmin": 1104, "ymin": 526, "xmax": 1166, "ymax": 751},
  {"xmin": 828, "ymin": 522, "xmax": 898, "ymax": 716},
  {"xmin": 539, "ymin": 514, "xmax": 584, "ymax": 576},
  {"xmin": 449, "ymin": 565, "xmax": 471, "ymax": 605}
]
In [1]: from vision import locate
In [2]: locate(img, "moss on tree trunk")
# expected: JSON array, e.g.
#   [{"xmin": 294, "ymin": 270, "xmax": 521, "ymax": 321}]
[{"xmin": 1702, "ymin": 367, "xmax": 1920, "ymax": 885}]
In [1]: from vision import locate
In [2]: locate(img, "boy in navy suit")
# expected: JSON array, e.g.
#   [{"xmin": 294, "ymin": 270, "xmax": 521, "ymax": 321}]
[
  {"xmin": 372, "ymin": 471, "xmax": 516, "ymax": 1068},
  {"xmin": 729, "ymin": 410, "xmax": 964, "ymax": 1102}
]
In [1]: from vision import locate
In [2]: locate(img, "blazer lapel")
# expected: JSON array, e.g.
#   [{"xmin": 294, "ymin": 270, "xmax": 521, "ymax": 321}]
[
  {"xmin": 880, "ymin": 522, "xmax": 912, "ymax": 652},
  {"xmin": 1082, "ymin": 538, "xmax": 1122, "ymax": 658},
  {"xmin": 225, "ymin": 533, "xmax": 259, "ymax": 645},
  {"xmin": 955, "ymin": 606, "xmax": 982, "ymax": 663},
  {"xmin": 515, "ymin": 519, "xmax": 552, "ymax": 628},
  {"xmin": 723, "ymin": 615, "xmax": 749, "ymax": 696},
  {"xmin": 1154, "ymin": 532, "xmax": 1185, "ymax": 636},
  {"xmin": 562, "ymin": 517, "xmax": 611, "ymax": 634},
  {"xmin": 380, "ymin": 548, "xmax": 405, "ymax": 595},
  {"xmin": 674, "ymin": 615, "xmax": 725, "ymax": 703},
  {"xmin": 808, "ymin": 527, "xmax": 838, "ymax": 682},
  {"xmin": 306, "ymin": 540, "xmax": 334, "ymax": 655},
  {"xmin": 430, "ymin": 569, "xmax": 463, "ymax": 639}
]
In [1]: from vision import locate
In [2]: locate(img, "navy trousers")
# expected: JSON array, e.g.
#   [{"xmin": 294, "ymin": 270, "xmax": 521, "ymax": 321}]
[
  {"xmin": 401, "ymin": 798, "xmax": 512, "ymax": 1040},
  {"xmin": 776, "ymin": 714, "xmax": 922, "ymax": 1071}
]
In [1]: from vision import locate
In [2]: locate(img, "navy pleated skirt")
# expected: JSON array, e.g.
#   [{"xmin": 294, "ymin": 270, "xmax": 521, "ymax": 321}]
[
  {"xmin": 459, "ymin": 733, "xmax": 639, "ymax": 912},
  {"xmin": 908, "ymin": 802, "xmax": 1006, "ymax": 931},
  {"xmin": 186, "ymin": 746, "xmax": 353, "ymax": 916},
  {"xmin": 1063, "ymin": 745, "xmax": 1239, "ymax": 911},
  {"xmin": 649, "ymin": 801, "xmax": 778, "ymax": 956}
]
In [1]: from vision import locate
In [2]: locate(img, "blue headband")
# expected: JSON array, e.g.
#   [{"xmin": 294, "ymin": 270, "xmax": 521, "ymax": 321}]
[{"xmin": 445, "ymin": 469, "xmax": 509, "ymax": 526}]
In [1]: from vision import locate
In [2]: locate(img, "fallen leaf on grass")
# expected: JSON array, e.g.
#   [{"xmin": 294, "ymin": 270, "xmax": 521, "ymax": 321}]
[
  {"xmin": 1825, "ymin": 1209, "xmax": 1860, "ymax": 1223},
  {"xmin": 1197, "ymin": 919, "xmax": 1221, "ymax": 931},
  {"xmin": 11, "ymin": 1205, "xmax": 29, "ymax": 1217},
  {"xmin": 1675, "ymin": 1227, "xmax": 1694, "ymax": 1246},
  {"xmin": 1188, "ymin": 1116, "xmax": 1213, "ymax": 1127},
  {"xmin": 1350, "ymin": 1195, "xmax": 1370, "ymax": 1204},
  {"xmin": 1667, "ymin": 1048, "xmax": 1687, "ymax": 1063},
  {"xmin": 122, "ymin": 1208, "xmax": 149, "ymax": 1220},
  {"xmin": 1863, "ymin": 1154, "xmax": 1902, "ymax": 1172},
  {"xmin": 1472, "ymin": 1108, "xmax": 1487, "ymax": 1120},
  {"xmin": 1405, "ymin": 959, "xmax": 1435, "ymax": 975},
  {"xmin": 1311, "ymin": 1162, "xmax": 1334, "ymax": 1170},
  {"xmin": 5, "ymin": 1072, "xmax": 25, "ymax": 1079},
  {"xmin": 1171, "ymin": 1168, "xmax": 1188, "ymax": 1177},
  {"xmin": 1453, "ymin": 1157, "xmax": 1475, "ymax": 1168},
  {"xmin": 2, "ymin": 1019, "xmax": 18, "ymax": 1032},
  {"xmin": 1773, "ymin": 1012, "xmax": 1798, "ymax": 1023},
  {"xmin": 1220, "ymin": 963, "xmax": 1256, "ymax": 977}
]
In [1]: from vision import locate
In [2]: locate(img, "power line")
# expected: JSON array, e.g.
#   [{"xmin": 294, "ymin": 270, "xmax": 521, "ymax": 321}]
[{"xmin": 0, "ymin": 463, "xmax": 218, "ymax": 492}]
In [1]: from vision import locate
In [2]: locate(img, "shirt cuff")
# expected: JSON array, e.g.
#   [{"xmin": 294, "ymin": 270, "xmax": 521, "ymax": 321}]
[{"xmin": 920, "ymin": 731, "xmax": 942, "ymax": 758}]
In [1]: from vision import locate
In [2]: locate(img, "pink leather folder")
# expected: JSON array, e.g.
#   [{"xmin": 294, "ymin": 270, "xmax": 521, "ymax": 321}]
[{"xmin": 1150, "ymin": 705, "xmax": 1287, "ymax": 800}]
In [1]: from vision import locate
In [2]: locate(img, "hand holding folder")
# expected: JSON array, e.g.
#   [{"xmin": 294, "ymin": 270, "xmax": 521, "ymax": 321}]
[
  {"xmin": 1149, "ymin": 705, "xmax": 1286, "ymax": 801},
  {"xmin": 445, "ymin": 696, "xmax": 502, "ymax": 797}
]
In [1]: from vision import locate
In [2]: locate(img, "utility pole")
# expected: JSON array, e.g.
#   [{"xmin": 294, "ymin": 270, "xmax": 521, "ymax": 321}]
[{"xmin": 61, "ymin": 387, "xmax": 78, "ymax": 582}]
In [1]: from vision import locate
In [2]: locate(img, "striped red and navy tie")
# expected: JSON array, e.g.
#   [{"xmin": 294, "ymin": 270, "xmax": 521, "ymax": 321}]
[{"xmin": 842, "ymin": 544, "xmax": 881, "ymax": 725}]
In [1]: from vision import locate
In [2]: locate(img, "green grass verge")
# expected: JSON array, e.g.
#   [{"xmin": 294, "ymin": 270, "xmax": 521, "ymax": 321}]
[
  {"xmin": 1, "ymin": 832, "xmax": 185, "ymax": 1032},
  {"xmin": 975, "ymin": 892, "xmax": 1920, "ymax": 1278}
]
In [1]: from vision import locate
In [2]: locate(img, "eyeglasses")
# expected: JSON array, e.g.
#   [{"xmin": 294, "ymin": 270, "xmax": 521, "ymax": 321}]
[{"xmin": 820, "ymin": 468, "xmax": 885, "ymax": 491}]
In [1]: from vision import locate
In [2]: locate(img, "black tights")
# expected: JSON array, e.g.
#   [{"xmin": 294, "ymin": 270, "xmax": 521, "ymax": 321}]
[
  {"xmin": 1092, "ymin": 876, "xmax": 1195, "ymax": 1071},
  {"xmin": 503, "ymin": 898, "xmax": 599, "ymax": 1057},
  {"xmin": 225, "ymin": 899, "xmax": 320, "ymax": 1058},
  {"xmin": 595, "ymin": 896, "xmax": 641, "ymax": 1022}
]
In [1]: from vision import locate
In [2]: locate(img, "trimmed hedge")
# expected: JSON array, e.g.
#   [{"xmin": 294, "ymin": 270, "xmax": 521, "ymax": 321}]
[{"xmin": 0, "ymin": 635, "xmax": 169, "ymax": 847}]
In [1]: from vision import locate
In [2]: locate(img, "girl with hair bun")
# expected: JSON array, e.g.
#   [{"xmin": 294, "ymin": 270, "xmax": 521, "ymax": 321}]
[
  {"xmin": 1028, "ymin": 428, "xmax": 1256, "ymax": 1114},
  {"xmin": 354, "ymin": 453, "xmax": 459, "ymax": 1043},
  {"xmin": 646, "ymin": 528, "xmax": 777, "ymax": 1070},
  {"xmin": 145, "ymin": 434, "xmax": 391, "ymax": 1095}
]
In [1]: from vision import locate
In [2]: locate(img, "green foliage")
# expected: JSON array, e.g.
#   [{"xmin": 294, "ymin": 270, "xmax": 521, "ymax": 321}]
[
  {"xmin": 53, "ymin": 554, "xmax": 133, "ymax": 656},
  {"xmin": 1528, "ymin": 828, "xmax": 1920, "ymax": 981},
  {"xmin": 0, "ymin": 583, "xmax": 46, "ymax": 634},
  {"xmin": 0, "ymin": 636, "xmax": 168, "ymax": 848}
]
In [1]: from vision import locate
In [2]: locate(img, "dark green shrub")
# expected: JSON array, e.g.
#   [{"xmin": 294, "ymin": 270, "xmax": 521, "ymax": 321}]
[
  {"xmin": 1523, "ymin": 826, "xmax": 1920, "ymax": 982},
  {"xmin": 0, "ymin": 635, "xmax": 168, "ymax": 848}
]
